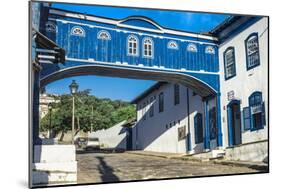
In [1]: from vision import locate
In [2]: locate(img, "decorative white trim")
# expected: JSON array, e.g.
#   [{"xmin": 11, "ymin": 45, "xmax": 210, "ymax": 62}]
[
  {"xmin": 205, "ymin": 46, "xmax": 215, "ymax": 54},
  {"xmin": 187, "ymin": 43, "xmax": 198, "ymax": 52},
  {"xmin": 70, "ymin": 26, "xmax": 85, "ymax": 37},
  {"xmin": 64, "ymin": 57, "xmax": 219, "ymax": 75},
  {"xmin": 117, "ymin": 23, "xmax": 164, "ymax": 34},
  {"xmin": 45, "ymin": 21, "xmax": 57, "ymax": 33},
  {"xmin": 97, "ymin": 30, "xmax": 111, "ymax": 40},
  {"xmin": 41, "ymin": 57, "xmax": 219, "ymax": 95},
  {"xmin": 142, "ymin": 37, "xmax": 154, "ymax": 59},
  {"xmin": 49, "ymin": 9, "xmax": 218, "ymax": 41},
  {"xmin": 50, "ymin": 18, "xmax": 217, "ymax": 46},
  {"xmin": 118, "ymin": 16, "xmax": 164, "ymax": 31},
  {"xmin": 127, "ymin": 35, "xmax": 139, "ymax": 57},
  {"xmin": 167, "ymin": 40, "xmax": 179, "ymax": 50}
]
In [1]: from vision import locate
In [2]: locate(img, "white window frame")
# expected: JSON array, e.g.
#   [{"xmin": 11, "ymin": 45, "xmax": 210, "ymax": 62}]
[
  {"xmin": 224, "ymin": 47, "xmax": 236, "ymax": 79},
  {"xmin": 205, "ymin": 46, "xmax": 215, "ymax": 54},
  {"xmin": 70, "ymin": 26, "xmax": 85, "ymax": 37},
  {"xmin": 245, "ymin": 33, "xmax": 260, "ymax": 70},
  {"xmin": 45, "ymin": 21, "xmax": 57, "ymax": 33},
  {"xmin": 187, "ymin": 43, "xmax": 197, "ymax": 52},
  {"xmin": 143, "ymin": 37, "xmax": 154, "ymax": 58},
  {"xmin": 97, "ymin": 30, "xmax": 111, "ymax": 40},
  {"xmin": 127, "ymin": 35, "xmax": 139, "ymax": 56},
  {"xmin": 167, "ymin": 40, "xmax": 178, "ymax": 50}
]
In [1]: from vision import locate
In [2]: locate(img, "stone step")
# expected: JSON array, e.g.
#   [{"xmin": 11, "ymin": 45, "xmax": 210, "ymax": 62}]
[
  {"xmin": 34, "ymin": 145, "xmax": 76, "ymax": 163},
  {"xmin": 33, "ymin": 162, "xmax": 77, "ymax": 172},
  {"xmin": 211, "ymin": 149, "xmax": 226, "ymax": 158},
  {"xmin": 32, "ymin": 170, "xmax": 77, "ymax": 185}
]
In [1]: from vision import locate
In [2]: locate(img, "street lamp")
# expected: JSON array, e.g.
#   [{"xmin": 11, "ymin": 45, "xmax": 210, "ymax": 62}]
[
  {"xmin": 69, "ymin": 80, "xmax": 79, "ymax": 144},
  {"xmin": 48, "ymin": 103, "xmax": 53, "ymax": 138}
]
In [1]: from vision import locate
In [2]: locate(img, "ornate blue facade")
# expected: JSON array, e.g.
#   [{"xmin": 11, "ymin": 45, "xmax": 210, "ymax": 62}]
[
  {"xmin": 33, "ymin": 5, "xmax": 261, "ymax": 149},
  {"xmin": 39, "ymin": 8, "xmax": 221, "ymax": 98}
]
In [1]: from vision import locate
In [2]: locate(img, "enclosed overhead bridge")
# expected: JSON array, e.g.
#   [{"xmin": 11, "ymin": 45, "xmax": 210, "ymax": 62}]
[
  {"xmin": 36, "ymin": 6, "xmax": 223, "ymax": 148},
  {"xmin": 40, "ymin": 8, "xmax": 221, "ymax": 97}
]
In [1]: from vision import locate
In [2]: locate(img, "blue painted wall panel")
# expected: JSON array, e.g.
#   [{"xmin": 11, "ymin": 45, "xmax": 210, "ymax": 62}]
[{"xmin": 41, "ymin": 10, "xmax": 221, "ymax": 92}]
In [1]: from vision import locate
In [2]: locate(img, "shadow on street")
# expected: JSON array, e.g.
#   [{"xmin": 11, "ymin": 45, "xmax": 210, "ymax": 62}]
[{"xmin": 96, "ymin": 156, "xmax": 120, "ymax": 182}]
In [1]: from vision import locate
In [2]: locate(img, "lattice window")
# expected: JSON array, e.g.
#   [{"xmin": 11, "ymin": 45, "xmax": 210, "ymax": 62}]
[
  {"xmin": 168, "ymin": 41, "xmax": 178, "ymax": 50},
  {"xmin": 97, "ymin": 30, "xmax": 111, "ymax": 40},
  {"xmin": 143, "ymin": 37, "xmax": 153, "ymax": 58},
  {"xmin": 224, "ymin": 47, "xmax": 236, "ymax": 79},
  {"xmin": 70, "ymin": 26, "xmax": 85, "ymax": 37},
  {"xmin": 45, "ymin": 21, "xmax": 57, "ymax": 33},
  {"xmin": 127, "ymin": 35, "xmax": 138, "ymax": 56},
  {"xmin": 205, "ymin": 46, "xmax": 215, "ymax": 54},
  {"xmin": 245, "ymin": 33, "xmax": 260, "ymax": 70},
  {"xmin": 247, "ymin": 91, "xmax": 265, "ymax": 130},
  {"xmin": 187, "ymin": 43, "xmax": 197, "ymax": 52}
]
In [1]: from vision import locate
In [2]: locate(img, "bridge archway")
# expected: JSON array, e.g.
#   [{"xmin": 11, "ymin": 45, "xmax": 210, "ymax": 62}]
[
  {"xmin": 39, "ymin": 63, "xmax": 223, "ymax": 150},
  {"xmin": 40, "ymin": 64, "xmax": 217, "ymax": 98}
]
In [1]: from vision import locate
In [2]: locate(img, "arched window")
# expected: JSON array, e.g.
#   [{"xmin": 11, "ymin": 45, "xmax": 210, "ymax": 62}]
[
  {"xmin": 127, "ymin": 35, "xmax": 138, "ymax": 56},
  {"xmin": 45, "ymin": 21, "xmax": 57, "ymax": 33},
  {"xmin": 245, "ymin": 33, "xmax": 260, "ymax": 70},
  {"xmin": 167, "ymin": 41, "xmax": 178, "ymax": 50},
  {"xmin": 143, "ymin": 37, "xmax": 153, "ymax": 58},
  {"xmin": 205, "ymin": 46, "xmax": 215, "ymax": 54},
  {"xmin": 224, "ymin": 47, "xmax": 236, "ymax": 80},
  {"xmin": 194, "ymin": 113, "xmax": 203, "ymax": 144},
  {"xmin": 187, "ymin": 43, "xmax": 197, "ymax": 52},
  {"xmin": 246, "ymin": 91, "xmax": 265, "ymax": 130},
  {"xmin": 70, "ymin": 26, "xmax": 85, "ymax": 37},
  {"xmin": 97, "ymin": 30, "xmax": 111, "ymax": 40}
]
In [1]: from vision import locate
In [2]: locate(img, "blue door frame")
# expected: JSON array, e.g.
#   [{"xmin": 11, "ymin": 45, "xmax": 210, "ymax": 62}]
[{"xmin": 227, "ymin": 99, "xmax": 242, "ymax": 147}]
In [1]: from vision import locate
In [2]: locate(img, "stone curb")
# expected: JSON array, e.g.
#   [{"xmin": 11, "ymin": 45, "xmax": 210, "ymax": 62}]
[
  {"xmin": 126, "ymin": 152, "xmax": 207, "ymax": 162},
  {"xmin": 213, "ymin": 160, "xmax": 269, "ymax": 171},
  {"xmin": 126, "ymin": 151, "xmax": 171, "ymax": 159},
  {"xmin": 126, "ymin": 152, "xmax": 268, "ymax": 171}
]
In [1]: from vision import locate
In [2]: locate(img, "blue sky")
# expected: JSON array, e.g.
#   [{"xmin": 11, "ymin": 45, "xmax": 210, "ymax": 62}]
[
  {"xmin": 46, "ymin": 76, "xmax": 156, "ymax": 102},
  {"xmin": 46, "ymin": 3, "xmax": 230, "ymax": 102},
  {"xmin": 52, "ymin": 3, "xmax": 229, "ymax": 33}
]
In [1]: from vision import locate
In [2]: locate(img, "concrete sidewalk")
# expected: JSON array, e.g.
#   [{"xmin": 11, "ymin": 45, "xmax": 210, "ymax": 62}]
[
  {"xmin": 126, "ymin": 151, "xmax": 186, "ymax": 159},
  {"xmin": 126, "ymin": 151, "xmax": 268, "ymax": 171}
]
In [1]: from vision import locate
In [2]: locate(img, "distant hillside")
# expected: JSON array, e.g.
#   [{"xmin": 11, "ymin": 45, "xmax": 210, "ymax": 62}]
[{"xmin": 40, "ymin": 89, "xmax": 136, "ymax": 136}]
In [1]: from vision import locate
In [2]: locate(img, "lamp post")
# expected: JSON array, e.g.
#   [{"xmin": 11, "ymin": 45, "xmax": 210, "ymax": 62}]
[
  {"xmin": 69, "ymin": 80, "xmax": 79, "ymax": 144},
  {"xmin": 48, "ymin": 103, "xmax": 53, "ymax": 138}
]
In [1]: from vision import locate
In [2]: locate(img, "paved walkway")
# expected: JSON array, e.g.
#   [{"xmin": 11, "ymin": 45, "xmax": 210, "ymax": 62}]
[
  {"xmin": 77, "ymin": 151, "xmax": 263, "ymax": 184},
  {"xmin": 127, "ymin": 151, "xmax": 269, "ymax": 170}
]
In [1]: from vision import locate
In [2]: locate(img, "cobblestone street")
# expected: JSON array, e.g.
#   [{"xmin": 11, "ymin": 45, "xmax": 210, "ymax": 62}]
[{"xmin": 77, "ymin": 151, "xmax": 261, "ymax": 184}]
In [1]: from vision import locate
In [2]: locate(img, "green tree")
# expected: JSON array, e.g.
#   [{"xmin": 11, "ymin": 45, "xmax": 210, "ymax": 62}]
[{"xmin": 40, "ymin": 89, "xmax": 136, "ymax": 140}]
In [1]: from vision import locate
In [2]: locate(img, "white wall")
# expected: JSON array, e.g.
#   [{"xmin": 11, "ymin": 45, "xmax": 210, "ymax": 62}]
[
  {"xmin": 134, "ymin": 83, "xmax": 212, "ymax": 154},
  {"xmin": 88, "ymin": 120, "xmax": 127, "ymax": 149},
  {"xmin": 218, "ymin": 17, "xmax": 269, "ymax": 148}
]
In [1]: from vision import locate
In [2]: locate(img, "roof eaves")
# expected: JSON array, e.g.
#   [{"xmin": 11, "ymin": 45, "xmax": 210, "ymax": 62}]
[{"xmin": 131, "ymin": 82, "xmax": 168, "ymax": 104}]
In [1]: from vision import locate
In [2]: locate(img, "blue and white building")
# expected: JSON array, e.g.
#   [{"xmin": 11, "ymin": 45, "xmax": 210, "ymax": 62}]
[
  {"xmin": 131, "ymin": 17, "xmax": 268, "ymax": 162},
  {"xmin": 32, "ymin": 3, "xmax": 268, "ymax": 162}
]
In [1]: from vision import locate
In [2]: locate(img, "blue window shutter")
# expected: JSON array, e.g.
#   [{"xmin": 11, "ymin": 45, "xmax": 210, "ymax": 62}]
[
  {"xmin": 262, "ymin": 102, "xmax": 266, "ymax": 126},
  {"xmin": 194, "ymin": 116, "xmax": 198, "ymax": 144},
  {"xmin": 243, "ymin": 107, "xmax": 251, "ymax": 131}
]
